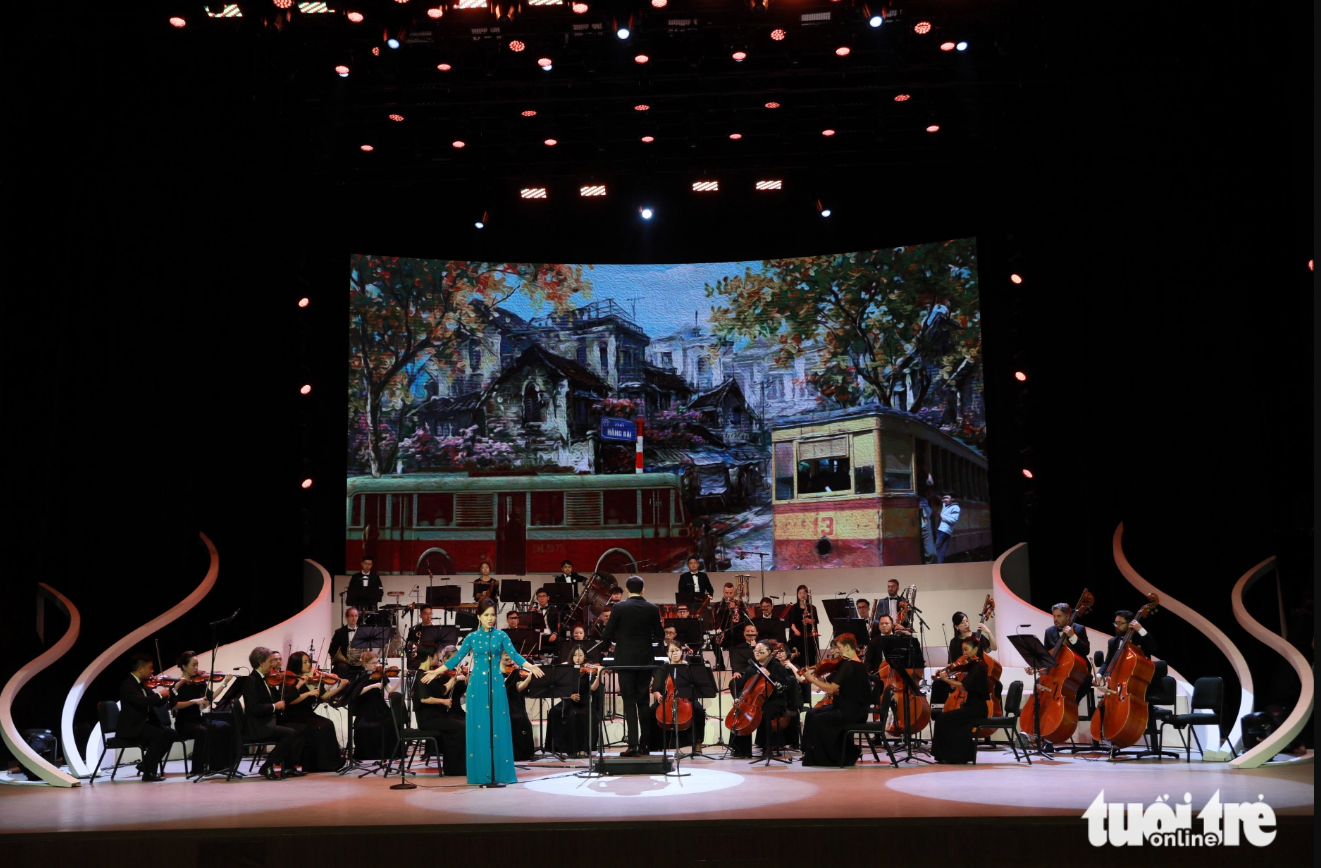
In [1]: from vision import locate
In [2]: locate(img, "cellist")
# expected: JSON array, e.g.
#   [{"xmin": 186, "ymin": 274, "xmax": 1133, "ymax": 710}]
[
  {"xmin": 728, "ymin": 641, "xmax": 796, "ymax": 759},
  {"xmin": 648, "ymin": 641, "xmax": 707, "ymax": 753}
]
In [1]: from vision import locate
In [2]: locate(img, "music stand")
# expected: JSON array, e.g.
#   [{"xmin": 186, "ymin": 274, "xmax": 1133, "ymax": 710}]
[
  {"xmin": 504, "ymin": 628, "xmax": 540, "ymax": 658},
  {"xmin": 754, "ymin": 617, "xmax": 786, "ymax": 644},
  {"xmin": 414, "ymin": 624, "xmax": 456, "ymax": 650},
  {"xmin": 677, "ymin": 663, "xmax": 719, "ymax": 761},
  {"xmin": 528, "ymin": 664, "xmax": 577, "ymax": 760},
  {"xmin": 675, "ymin": 593, "xmax": 711, "ymax": 625},
  {"xmin": 662, "ymin": 662, "xmax": 695, "ymax": 777},
  {"xmin": 1008, "ymin": 634, "xmax": 1058, "ymax": 760},
  {"xmin": 670, "ymin": 618, "xmax": 705, "ymax": 651},
  {"xmin": 426, "ymin": 585, "xmax": 461, "ymax": 608},
  {"xmin": 346, "ymin": 579, "xmax": 383, "ymax": 611},
  {"xmin": 502, "ymin": 579, "xmax": 532, "ymax": 605},
  {"xmin": 889, "ymin": 664, "xmax": 933, "ymax": 764},
  {"xmin": 821, "ymin": 598, "xmax": 854, "ymax": 622},
  {"xmin": 543, "ymin": 584, "xmax": 575, "ymax": 606},
  {"xmin": 830, "ymin": 618, "xmax": 871, "ymax": 645}
]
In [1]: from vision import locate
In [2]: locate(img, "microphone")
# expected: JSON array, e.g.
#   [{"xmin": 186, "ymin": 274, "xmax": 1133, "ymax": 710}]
[{"xmin": 210, "ymin": 609, "xmax": 240, "ymax": 627}]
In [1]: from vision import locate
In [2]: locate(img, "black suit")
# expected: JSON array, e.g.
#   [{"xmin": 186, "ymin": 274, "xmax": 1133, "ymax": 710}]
[
  {"xmin": 600, "ymin": 595, "xmax": 664, "ymax": 750},
  {"xmin": 555, "ymin": 571, "xmax": 588, "ymax": 590},
  {"xmin": 117, "ymin": 675, "xmax": 180, "ymax": 774},
  {"xmin": 678, "ymin": 570, "xmax": 714, "ymax": 597},
  {"xmin": 1101, "ymin": 632, "xmax": 1160, "ymax": 676},
  {"xmin": 239, "ymin": 672, "xmax": 304, "ymax": 769},
  {"xmin": 347, "ymin": 571, "xmax": 384, "ymax": 608},
  {"xmin": 1044, "ymin": 624, "xmax": 1091, "ymax": 663}
]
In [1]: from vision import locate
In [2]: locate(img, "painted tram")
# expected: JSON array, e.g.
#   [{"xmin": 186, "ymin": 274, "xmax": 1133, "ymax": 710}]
[
  {"xmin": 770, "ymin": 407, "xmax": 990, "ymax": 567},
  {"xmin": 346, "ymin": 471, "xmax": 698, "ymax": 575}
]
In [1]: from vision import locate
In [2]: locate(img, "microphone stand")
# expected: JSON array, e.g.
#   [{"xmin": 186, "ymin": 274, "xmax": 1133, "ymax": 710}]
[
  {"xmin": 192, "ymin": 609, "xmax": 239, "ymax": 782},
  {"xmin": 480, "ymin": 640, "xmax": 503, "ymax": 788},
  {"xmin": 664, "ymin": 661, "xmax": 690, "ymax": 778}
]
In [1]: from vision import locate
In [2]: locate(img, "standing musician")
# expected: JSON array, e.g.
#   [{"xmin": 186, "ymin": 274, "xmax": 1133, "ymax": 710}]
[
  {"xmin": 413, "ymin": 642, "xmax": 466, "ymax": 776},
  {"xmin": 330, "ymin": 606, "xmax": 364, "ymax": 679},
  {"xmin": 648, "ymin": 641, "xmax": 707, "ymax": 753},
  {"xmin": 785, "ymin": 585, "xmax": 820, "ymax": 663},
  {"xmin": 1098, "ymin": 609, "xmax": 1160, "ymax": 677},
  {"xmin": 348, "ymin": 557, "xmax": 383, "ymax": 608},
  {"xmin": 729, "ymin": 640, "xmax": 797, "ymax": 759},
  {"xmin": 795, "ymin": 633, "xmax": 870, "ymax": 766},
  {"xmin": 599, "ymin": 575, "xmax": 665, "ymax": 757},
  {"xmin": 714, "ymin": 582, "xmax": 748, "ymax": 648},
  {"xmin": 474, "ymin": 559, "xmax": 499, "ymax": 604},
  {"xmin": 931, "ymin": 635, "xmax": 991, "ymax": 764},
  {"xmin": 554, "ymin": 559, "xmax": 588, "ymax": 594},
  {"xmin": 280, "ymin": 651, "xmax": 345, "ymax": 772},
  {"xmin": 752, "ymin": 597, "xmax": 787, "ymax": 644},
  {"xmin": 241, "ymin": 646, "xmax": 306, "ymax": 779},
  {"xmin": 117, "ymin": 653, "xmax": 180, "ymax": 781},
  {"xmin": 530, "ymin": 587, "xmax": 562, "ymax": 646},
  {"xmin": 678, "ymin": 556, "xmax": 715, "ymax": 597},
  {"xmin": 169, "ymin": 651, "xmax": 231, "ymax": 776},
  {"xmin": 547, "ymin": 645, "xmax": 603, "ymax": 757},
  {"xmin": 874, "ymin": 580, "xmax": 910, "ymax": 633}
]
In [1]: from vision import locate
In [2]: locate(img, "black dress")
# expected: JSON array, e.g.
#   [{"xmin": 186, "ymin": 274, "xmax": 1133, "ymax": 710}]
[
  {"xmin": 729, "ymin": 658, "xmax": 798, "ymax": 757},
  {"xmin": 169, "ymin": 680, "xmax": 233, "ymax": 774},
  {"xmin": 645, "ymin": 666, "xmax": 707, "ymax": 750},
  {"xmin": 547, "ymin": 669, "xmax": 602, "ymax": 755},
  {"xmin": 505, "ymin": 671, "xmax": 535, "ymax": 761},
  {"xmin": 350, "ymin": 675, "xmax": 399, "ymax": 760},
  {"xmin": 413, "ymin": 672, "xmax": 466, "ymax": 776},
  {"xmin": 801, "ymin": 658, "xmax": 870, "ymax": 766},
  {"xmin": 281, "ymin": 682, "xmax": 344, "ymax": 771},
  {"xmin": 932, "ymin": 660, "xmax": 989, "ymax": 764},
  {"xmin": 785, "ymin": 603, "xmax": 820, "ymax": 665}
]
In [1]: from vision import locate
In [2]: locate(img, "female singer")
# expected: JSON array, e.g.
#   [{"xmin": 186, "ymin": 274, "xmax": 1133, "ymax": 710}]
[
  {"xmin": 169, "ymin": 651, "xmax": 232, "ymax": 775},
  {"xmin": 421, "ymin": 598, "xmax": 543, "ymax": 785},
  {"xmin": 281, "ymin": 651, "xmax": 345, "ymax": 772},
  {"xmin": 785, "ymin": 585, "xmax": 819, "ymax": 665},
  {"xmin": 647, "ymin": 641, "xmax": 707, "ymax": 753},
  {"xmin": 795, "ymin": 633, "xmax": 870, "ymax": 766},
  {"xmin": 547, "ymin": 646, "xmax": 602, "ymax": 757},
  {"xmin": 931, "ymin": 636, "xmax": 990, "ymax": 764},
  {"xmin": 503, "ymin": 653, "xmax": 536, "ymax": 761}
]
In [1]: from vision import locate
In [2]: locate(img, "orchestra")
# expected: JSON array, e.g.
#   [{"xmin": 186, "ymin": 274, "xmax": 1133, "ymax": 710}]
[{"xmin": 96, "ymin": 570, "xmax": 1179, "ymax": 781}]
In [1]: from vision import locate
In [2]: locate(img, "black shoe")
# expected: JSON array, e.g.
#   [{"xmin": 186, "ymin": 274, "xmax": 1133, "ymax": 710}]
[
  {"xmin": 140, "ymin": 773, "xmax": 165, "ymax": 782},
  {"xmin": 260, "ymin": 766, "xmax": 281, "ymax": 781},
  {"xmin": 283, "ymin": 768, "xmax": 307, "ymax": 778},
  {"xmin": 619, "ymin": 749, "xmax": 637, "ymax": 758}
]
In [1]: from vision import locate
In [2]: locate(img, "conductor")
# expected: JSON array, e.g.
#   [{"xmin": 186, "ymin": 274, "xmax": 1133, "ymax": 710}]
[{"xmin": 600, "ymin": 575, "xmax": 664, "ymax": 757}]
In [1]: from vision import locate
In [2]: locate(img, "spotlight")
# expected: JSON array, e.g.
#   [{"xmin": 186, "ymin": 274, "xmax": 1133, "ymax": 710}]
[
  {"xmin": 1013, "ymin": 371, "xmax": 1027, "ymax": 382},
  {"xmin": 520, "ymin": 187, "xmax": 548, "ymax": 199},
  {"xmin": 372, "ymin": 47, "xmax": 380, "ymax": 55},
  {"xmin": 732, "ymin": 50, "xmax": 747, "ymax": 61},
  {"xmin": 298, "ymin": 297, "xmax": 310, "ymax": 308},
  {"xmin": 1021, "ymin": 468, "xmax": 1034, "ymax": 479},
  {"xmin": 475, "ymin": 210, "xmax": 488, "ymax": 229},
  {"xmin": 580, "ymin": 184, "xmax": 607, "ymax": 197},
  {"xmin": 537, "ymin": 57, "xmax": 553, "ymax": 67},
  {"xmin": 764, "ymin": 101, "xmax": 780, "ymax": 108},
  {"xmin": 940, "ymin": 41, "xmax": 955, "ymax": 51},
  {"xmin": 335, "ymin": 64, "xmax": 350, "ymax": 76},
  {"xmin": 634, "ymin": 54, "xmax": 649, "ymax": 64},
  {"xmin": 389, "ymin": 113, "xmax": 405, "ymax": 122},
  {"xmin": 770, "ymin": 28, "xmax": 786, "ymax": 41},
  {"xmin": 542, "ymin": 64, "xmax": 552, "ymax": 72},
  {"xmin": 169, "ymin": 16, "xmax": 187, "ymax": 28},
  {"xmin": 894, "ymin": 93, "xmax": 910, "ymax": 102},
  {"xmin": 572, "ymin": 2, "xmax": 588, "ymax": 12},
  {"xmin": 521, "ymin": 110, "xmax": 537, "ymax": 117},
  {"xmin": 544, "ymin": 138, "xmax": 558, "ymax": 146},
  {"xmin": 510, "ymin": 40, "xmax": 526, "ymax": 52},
  {"xmin": 640, "ymin": 135, "xmax": 654, "ymax": 143},
  {"xmin": 728, "ymin": 133, "xmax": 742, "ymax": 140},
  {"xmin": 956, "ymin": 41, "xmax": 968, "ymax": 51},
  {"xmin": 651, "ymin": 0, "xmax": 666, "ymax": 7},
  {"xmin": 821, "ymin": 128, "xmax": 836, "ymax": 136},
  {"xmin": 1010, "ymin": 273, "xmax": 1023, "ymax": 284},
  {"xmin": 360, "ymin": 144, "xmax": 374, "ymax": 151},
  {"xmin": 617, "ymin": 26, "xmax": 630, "ymax": 39},
  {"xmin": 640, "ymin": 207, "xmax": 654, "ymax": 219},
  {"xmin": 301, "ymin": 478, "xmax": 314, "ymax": 489},
  {"xmin": 835, "ymin": 46, "xmax": 850, "ymax": 56},
  {"xmin": 347, "ymin": 10, "xmax": 364, "ymax": 22},
  {"xmin": 273, "ymin": 0, "xmax": 293, "ymax": 8},
  {"xmin": 300, "ymin": 384, "xmax": 313, "ymax": 395},
  {"xmin": 387, "ymin": 37, "xmax": 401, "ymax": 49},
  {"xmin": 693, "ymin": 181, "xmax": 719, "ymax": 192},
  {"xmin": 452, "ymin": 140, "xmax": 466, "ymax": 148},
  {"xmin": 816, "ymin": 199, "xmax": 831, "ymax": 218},
  {"xmin": 755, "ymin": 179, "xmax": 782, "ymax": 190},
  {"xmin": 634, "ymin": 104, "xmax": 650, "ymax": 111},
  {"xmin": 427, "ymin": 7, "xmax": 443, "ymax": 18},
  {"xmin": 926, "ymin": 124, "xmax": 940, "ymax": 132},
  {"xmin": 913, "ymin": 21, "xmax": 931, "ymax": 34},
  {"xmin": 868, "ymin": 15, "xmax": 882, "ymax": 27},
  {"xmin": 437, "ymin": 63, "xmax": 452, "ymax": 71}
]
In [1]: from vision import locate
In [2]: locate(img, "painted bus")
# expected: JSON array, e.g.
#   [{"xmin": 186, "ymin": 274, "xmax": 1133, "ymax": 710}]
[
  {"xmin": 770, "ymin": 407, "xmax": 990, "ymax": 568},
  {"xmin": 346, "ymin": 471, "xmax": 698, "ymax": 575}
]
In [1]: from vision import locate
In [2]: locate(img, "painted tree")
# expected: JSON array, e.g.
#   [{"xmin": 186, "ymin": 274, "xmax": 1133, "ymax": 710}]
[
  {"xmin": 704, "ymin": 241, "xmax": 979, "ymax": 413},
  {"xmin": 350, "ymin": 255, "xmax": 592, "ymax": 477}
]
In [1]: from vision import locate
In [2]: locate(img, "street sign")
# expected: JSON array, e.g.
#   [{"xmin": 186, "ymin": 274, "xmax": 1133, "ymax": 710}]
[{"xmin": 600, "ymin": 417, "xmax": 637, "ymax": 443}]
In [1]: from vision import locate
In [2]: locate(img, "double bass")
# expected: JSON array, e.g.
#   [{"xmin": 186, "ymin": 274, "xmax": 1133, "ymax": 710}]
[
  {"xmin": 875, "ymin": 656, "xmax": 931, "ymax": 735},
  {"xmin": 942, "ymin": 596, "xmax": 1003, "ymax": 738},
  {"xmin": 1090, "ymin": 594, "xmax": 1160, "ymax": 748},
  {"xmin": 1020, "ymin": 588, "xmax": 1094, "ymax": 744}
]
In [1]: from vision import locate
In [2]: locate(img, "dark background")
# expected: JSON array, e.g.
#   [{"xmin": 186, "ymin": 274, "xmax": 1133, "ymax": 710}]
[{"xmin": 1, "ymin": 1, "xmax": 1312, "ymax": 755}]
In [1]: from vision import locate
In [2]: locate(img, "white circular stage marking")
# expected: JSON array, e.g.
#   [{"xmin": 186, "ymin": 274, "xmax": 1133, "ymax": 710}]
[{"xmin": 524, "ymin": 767, "xmax": 744, "ymax": 799}]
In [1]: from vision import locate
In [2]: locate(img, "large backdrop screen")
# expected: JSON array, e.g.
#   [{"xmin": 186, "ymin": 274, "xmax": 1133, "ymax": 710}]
[{"xmin": 347, "ymin": 241, "xmax": 988, "ymax": 576}]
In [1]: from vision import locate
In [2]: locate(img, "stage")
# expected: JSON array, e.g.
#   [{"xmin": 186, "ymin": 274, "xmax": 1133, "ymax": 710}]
[{"xmin": 2, "ymin": 748, "xmax": 1311, "ymax": 868}]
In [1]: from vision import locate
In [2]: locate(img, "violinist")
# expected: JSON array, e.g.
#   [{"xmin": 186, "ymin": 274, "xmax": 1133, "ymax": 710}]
[
  {"xmin": 241, "ymin": 646, "xmax": 306, "ymax": 779},
  {"xmin": 729, "ymin": 641, "xmax": 796, "ymax": 759},
  {"xmin": 785, "ymin": 585, "xmax": 820, "ymax": 663},
  {"xmin": 118, "ymin": 653, "xmax": 180, "ymax": 781},
  {"xmin": 713, "ymin": 583, "xmax": 747, "ymax": 649},
  {"xmin": 503, "ymin": 653, "xmax": 537, "ymax": 761},
  {"xmin": 413, "ymin": 643, "xmax": 466, "ymax": 776},
  {"xmin": 648, "ymin": 641, "xmax": 706, "ymax": 754},
  {"xmin": 931, "ymin": 636, "xmax": 990, "ymax": 764},
  {"xmin": 678, "ymin": 556, "xmax": 715, "ymax": 597},
  {"xmin": 169, "ymin": 651, "xmax": 231, "ymax": 775},
  {"xmin": 932, "ymin": 610, "xmax": 995, "ymax": 704},
  {"xmin": 280, "ymin": 651, "xmax": 345, "ymax": 772},
  {"xmin": 547, "ymin": 646, "xmax": 603, "ymax": 757},
  {"xmin": 347, "ymin": 650, "xmax": 398, "ymax": 761},
  {"xmin": 796, "ymin": 633, "xmax": 869, "ymax": 766},
  {"xmin": 330, "ymin": 606, "xmax": 364, "ymax": 679},
  {"xmin": 753, "ymin": 597, "xmax": 787, "ymax": 644}
]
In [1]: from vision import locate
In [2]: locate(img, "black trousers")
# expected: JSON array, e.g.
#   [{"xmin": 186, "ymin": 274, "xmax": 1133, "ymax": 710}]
[
  {"xmin": 262, "ymin": 724, "xmax": 305, "ymax": 768},
  {"xmin": 136, "ymin": 722, "xmax": 181, "ymax": 773},
  {"xmin": 616, "ymin": 669, "xmax": 652, "ymax": 749},
  {"xmin": 176, "ymin": 719, "xmax": 232, "ymax": 773}
]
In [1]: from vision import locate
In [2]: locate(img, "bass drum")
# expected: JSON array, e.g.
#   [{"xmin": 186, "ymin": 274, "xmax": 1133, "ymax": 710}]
[{"xmin": 568, "ymin": 572, "xmax": 616, "ymax": 627}]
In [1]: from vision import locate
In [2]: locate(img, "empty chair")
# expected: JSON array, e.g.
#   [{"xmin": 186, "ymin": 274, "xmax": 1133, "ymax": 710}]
[
  {"xmin": 979, "ymin": 680, "xmax": 1029, "ymax": 764},
  {"xmin": 1168, "ymin": 677, "xmax": 1236, "ymax": 762},
  {"xmin": 91, "ymin": 701, "xmax": 144, "ymax": 782}
]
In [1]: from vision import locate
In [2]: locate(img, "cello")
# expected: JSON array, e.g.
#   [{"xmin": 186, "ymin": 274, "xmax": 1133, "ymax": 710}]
[
  {"xmin": 875, "ymin": 657, "xmax": 931, "ymax": 735},
  {"xmin": 1020, "ymin": 588, "xmax": 1095, "ymax": 744},
  {"xmin": 1090, "ymin": 594, "xmax": 1160, "ymax": 748},
  {"xmin": 725, "ymin": 665, "xmax": 775, "ymax": 735}
]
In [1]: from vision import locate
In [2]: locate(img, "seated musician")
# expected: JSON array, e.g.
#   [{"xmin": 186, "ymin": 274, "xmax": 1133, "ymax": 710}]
[
  {"xmin": 505, "ymin": 611, "xmax": 521, "ymax": 631},
  {"xmin": 729, "ymin": 640, "xmax": 797, "ymax": 759},
  {"xmin": 753, "ymin": 597, "xmax": 786, "ymax": 643},
  {"xmin": 592, "ymin": 605, "xmax": 613, "ymax": 639},
  {"xmin": 796, "ymin": 633, "xmax": 870, "ymax": 766},
  {"xmin": 413, "ymin": 642, "xmax": 466, "ymax": 776},
  {"xmin": 241, "ymin": 646, "xmax": 306, "ymax": 779},
  {"xmin": 532, "ymin": 588, "xmax": 561, "ymax": 646},
  {"xmin": 169, "ymin": 651, "xmax": 231, "ymax": 775},
  {"xmin": 727, "ymin": 623, "xmax": 762, "ymax": 695},
  {"xmin": 663, "ymin": 625, "xmax": 679, "ymax": 646},
  {"xmin": 609, "ymin": 585, "xmax": 625, "ymax": 605},
  {"xmin": 932, "ymin": 610, "xmax": 995, "ymax": 704},
  {"xmin": 329, "ymin": 606, "xmax": 364, "ymax": 679},
  {"xmin": 347, "ymin": 650, "xmax": 398, "ymax": 761},
  {"xmin": 864, "ymin": 615, "xmax": 919, "ymax": 671},
  {"xmin": 406, "ymin": 606, "xmax": 437, "ymax": 664},
  {"xmin": 117, "ymin": 653, "xmax": 181, "ymax": 781},
  {"xmin": 648, "ymin": 641, "xmax": 707, "ymax": 753},
  {"xmin": 280, "ymin": 651, "xmax": 345, "ymax": 772},
  {"xmin": 931, "ymin": 636, "xmax": 990, "ymax": 764},
  {"xmin": 503, "ymin": 653, "xmax": 537, "ymax": 761},
  {"xmin": 1096, "ymin": 609, "xmax": 1160, "ymax": 688},
  {"xmin": 555, "ymin": 559, "xmax": 588, "ymax": 593},
  {"xmin": 547, "ymin": 645, "xmax": 603, "ymax": 757},
  {"xmin": 1028, "ymin": 603, "xmax": 1090, "ymax": 673}
]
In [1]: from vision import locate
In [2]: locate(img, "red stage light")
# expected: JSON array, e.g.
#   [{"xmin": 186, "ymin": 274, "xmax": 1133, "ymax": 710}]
[
  {"xmin": 360, "ymin": 144, "xmax": 374, "ymax": 151},
  {"xmin": 572, "ymin": 2, "xmax": 589, "ymax": 12},
  {"xmin": 913, "ymin": 21, "xmax": 932, "ymax": 34},
  {"xmin": 372, "ymin": 47, "xmax": 380, "ymax": 56},
  {"xmin": 273, "ymin": 0, "xmax": 293, "ymax": 8},
  {"xmin": 427, "ymin": 7, "xmax": 444, "ymax": 18},
  {"xmin": 770, "ymin": 29, "xmax": 786, "ymax": 41},
  {"xmin": 940, "ymin": 41, "xmax": 956, "ymax": 51},
  {"xmin": 634, "ymin": 104, "xmax": 650, "ymax": 111},
  {"xmin": 297, "ymin": 297, "xmax": 310, "ymax": 308},
  {"xmin": 635, "ymin": 54, "xmax": 650, "ymax": 64},
  {"xmin": 452, "ymin": 140, "xmax": 466, "ymax": 148},
  {"xmin": 765, "ymin": 101, "xmax": 780, "ymax": 108},
  {"xmin": 521, "ymin": 110, "xmax": 537, "ymax": 117},
  {"xmin": 389, "ymin": 113, "xmax": 405, "ymax": 122},
  {"xmin": 729, "ymin": 133, "xmax": 742, "ymax": 140},
  {"xmin": 1014, "ymin": 371, "xmax": 1027, "ymax": 382},
  {"xmin": 894, "ymin": 93, "xmax": 910, "ymax": 102},
  {"xmin": 300, "ymin": 384, "xmax": 313, "ymax": 395},
  {"xmin": 640, "ymin": 135, "xmax": 655, "ymax": 143},
  {"xmin": 537, "ymin": 57, "xmax": 553, "ymax": 68},
  {"xmin": 652, "ymin": 0, "xmax": 667, "ymax": 7},
  {"xmin": 1021, "ymin": 469, "xmax": 1034, "ymax": 479},
  {"xmin": 821, "ymin": 129, "xmax": 836, "ymax": 136},
  {"xmin": 347, "ymin": 11, "xmax": 365, "ymax": 22},
  {"xmin": 510, "ymin": 40, "xmax": 526, "ymax": 52},
  {"xmin": 544, "ymin": 138, "xmax": 558, "ymax": 146},
  {"xmin": 302, "ymin": 478, "xmax": 314, "ymax": 489},
  {"xmin": 335, "ymin": 64, "xmax": 350, "ymax": 75},
  {"xmin": 1010, "ymin": 273, "xmax": 1023, "ymax": 284},
  {"xmin": 835, "ymin": 46, "xmax": 851, "ymax": 57},
  {"xmin": 926, "ymin": 124, "xmax": 940, "ymax": 132},
  {"xmin": 437, "ymin": 63, "xmax": 452, "ymax": 71},
  {"xmin": 732, "ymin": 51, "xmax": 747, "ymax": 61},
  {"xmin": 169, "ymin": 16, "xmax": 186, "ymax": 28},
  {"xmin": 1309, "ymin": 259, "xmax": 1314, "ymax": 271}
]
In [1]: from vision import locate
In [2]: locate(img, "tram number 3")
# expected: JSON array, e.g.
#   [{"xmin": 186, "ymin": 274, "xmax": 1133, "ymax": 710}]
[{"xmin": 815, "ymin": 516, "xmax": 835, "ymax": 537}]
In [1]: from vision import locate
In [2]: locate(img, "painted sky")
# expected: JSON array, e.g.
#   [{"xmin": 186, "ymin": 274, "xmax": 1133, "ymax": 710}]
[{"xmin": 497, "ymin": 260, "xmax": 765, "ymax": 338}]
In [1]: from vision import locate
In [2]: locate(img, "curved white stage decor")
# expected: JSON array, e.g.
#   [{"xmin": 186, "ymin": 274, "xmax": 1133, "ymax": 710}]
[
  {"xmin": 1229, "ymin": 556, "xmax": 1315, "ymax": 769},
  {"xmin": 1113, "ymin": 522, "xmax": 1252, "ymax": 754},
  {"xmin": 63, "ymin": 532, "xmax": 220, "ymax": 778},
  {"xmin": 0, "ymin": 584, "xmax": 82, "ymax": 787}
]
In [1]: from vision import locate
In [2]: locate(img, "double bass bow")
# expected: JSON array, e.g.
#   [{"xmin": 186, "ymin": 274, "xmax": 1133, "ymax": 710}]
[
  {"xmin": 1091, "ymin": 594, "xmax": 1161, "ymax": 748},
  {"xmin": 1020, "ymin": 588, "xmax": 1094, "ymax": 744}
]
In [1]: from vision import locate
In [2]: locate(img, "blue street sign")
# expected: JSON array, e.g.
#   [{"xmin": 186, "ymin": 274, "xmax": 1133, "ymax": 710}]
[{"xmin": 600, "ymin": 417, "xmax": 638, "ymax": 443}]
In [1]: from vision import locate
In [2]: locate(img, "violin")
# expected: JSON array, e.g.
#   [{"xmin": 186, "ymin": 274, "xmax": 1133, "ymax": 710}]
[
  {"xmin": 803, "ymin": 656, "xmax": 843, "ymax": 707},
  {"xmin": 144, "ymin": 675, "xmax": 179, "ymax": 689},
  {"xmin": 264, "ymin": 670, "xmax": 290, "ymax": 687},
  {"xmin": 501, "ymin": 661, "xmax": 532, "ymax": 679},
  {"xmin": 936, "ymin": 654, "xmax": 997, "ymax": 727},
  {"xmin": 1091, "ymin": 594, "xmax": 1160, "ymax": 748},
  {"xmin": 578, "ymin": 663, "xmax": 603, "ymax": 676},
  {"xmin": 1021, "ymin": 588, "xmax": 1094, "ymax": 744},
  {"xmin": 368, "ymin": 664, "xmax": 402, "ymax": 682},
  {"xmin": 188, "ymin": 671, "xmax": 228, "ymax": 684}
]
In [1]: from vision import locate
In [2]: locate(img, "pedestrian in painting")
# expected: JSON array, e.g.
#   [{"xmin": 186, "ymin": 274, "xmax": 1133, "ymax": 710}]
[
  {"xmin": 919, "ymin": 487, "xmax": 938, "ymax": 564},
  {"xmin": 935, "ymin": 490, "xmax": 960, "ymax": 564}
]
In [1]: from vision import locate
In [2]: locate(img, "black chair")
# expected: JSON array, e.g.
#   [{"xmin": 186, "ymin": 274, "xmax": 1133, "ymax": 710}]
[
  {"xmin": 838, "ymin": 686, "xmax": 899, "ymax": 768},
  {"xmin": 91, "ymin": 701, "xmax": 145, "ymax": 782},
  {"xmin": 216, "ymin": 696, "xmax": 281, "ymax": 782},
  {"xmin": 153, "ymin": 704, "xmax": 194, "ymax": 776},
  {"xmin": 384, "ymin": 692, "xmax": 439, "ymax": 779},
  {"xmin": 1169, "ymin": 677, "xmax": 1236, "ymax": 762},
  {"xmin": 980, "ymin": 680, "xmax": 1028, "ymax": 764},
  {"xmin": 1133, "ymin": 661, "xmax": 1179, "ymax": 760}
]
